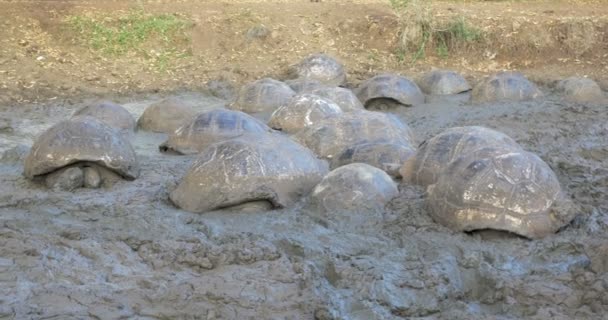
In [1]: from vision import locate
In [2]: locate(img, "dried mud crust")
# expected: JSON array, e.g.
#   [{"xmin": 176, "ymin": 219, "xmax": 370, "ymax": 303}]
[
  {"xmin": 0, "ymin": 90, "xmax": 607, "ymax": 319},
  {"xmin": 0, "ymin": 0, "xmax": 607, "ymax": 105}
]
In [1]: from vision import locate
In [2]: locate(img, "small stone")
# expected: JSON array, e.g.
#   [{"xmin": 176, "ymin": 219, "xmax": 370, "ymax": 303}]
[
  {"xmin": 45, "ymin": 166, "xmax": 84, "ymax": 191},
  {"xmin": 83, "ymin": 167, "xmax": 102, "ymax": 188},
  {"xmin": 245, "ymin": 25, "xmax": 270, "ymax": 41}
]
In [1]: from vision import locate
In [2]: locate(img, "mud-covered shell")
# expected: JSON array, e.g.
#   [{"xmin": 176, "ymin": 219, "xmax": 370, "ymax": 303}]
[
  {"xmin": 137, "ymin": 98, "xmax": 200, "ymax": 134},
  {"xmin": 285, "ymin": 78, "xmax": 326, "ymax": 93},
  {"xmin": 401, "ymin": 126, "xmax": 522, "ymax": 187},
  {"xmin": 417, "ymin": 70, "xmax": 471, "ymax": 95},
  {"xmin": 556, "ymin": 77, "xmax": 604, "ymax": 103},
  {"xmin": 308, "ymin": 87, "xmax": 365, "ymax": 112},
  {"xmin": 307, "ymin": 163, "xmax": 398, "ymax": 229},
  {"xmin": 229, "ymin": 78, "xmax": 296, "ymax": 114},
  {"xmin": 287, "ymin": 53, "xmax": 347, "ymax": 86},
  {"xmin": 427, "ymin": 147, "xmax": 569, "ymax": 239},
  {"xmin": 356, "ymin": 74, "xmax": 425, "ymax": 107},
  {"xmin": 170, "ymin": 134, "xmax": 329, "ymax": 213},
  {"xmin": 294, "ymin": 110, "xmax": 416, "ymax": 160},
  {"xmin": 72, "ymin": 101, "xmax": 136, "ymax": 133},
  {"xmin": 472, "ymin": 72, "xmax": 543, "ymax": 103},
  {"xmin": 160, "ymin": 109, "xmax": 272, "ymax": 155},
  {"xmin": 332, "ymin": 141, "xmax": 416, "ymax": 178},
  {"xmin": 23, "ymin": 116, "xmax": 139, "ymax": 180},
  {"xmin": 268, "ymin": 94, "xmax": 343, "ymax": 133}
]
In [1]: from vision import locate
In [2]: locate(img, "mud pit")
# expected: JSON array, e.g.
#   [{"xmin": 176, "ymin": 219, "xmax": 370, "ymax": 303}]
[{"xmin": 0, "ymin": 84, "xmax": 606, "ymax": 319}]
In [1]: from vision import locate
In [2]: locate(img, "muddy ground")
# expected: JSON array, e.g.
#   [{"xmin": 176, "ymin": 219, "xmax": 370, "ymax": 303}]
[{"xmin": 1, "ymin": 0, "xmax": 608, "ymax": 319}]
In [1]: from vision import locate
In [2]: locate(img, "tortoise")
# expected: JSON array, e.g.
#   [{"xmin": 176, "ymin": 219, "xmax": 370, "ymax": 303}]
[
  {"xmin": 306, "ymin": 163, "xmax": 398, "ymax": 230},
  {"xmin": 23, "ymin": 116, "xmax": 139, "ymax": 191},
  {"xmin": 137, "ymin": 98, "xmax": 200, "ymax": 134},
  {"xmin": 294, "ymin": 110, "xmax": 416, "ymax": 161},
  {"xmin": 286, "ymin": 53, "xmax": 347, "ymax": 87},
  {"xmin": 417, "ymin": 70, "xmax": 471, "ymax": 95},
  {"xmin": 356, "ymin": 74, "xmax": 425, "ymax": 110},
  {"xmin": 159, "ymin": 109, "xmax": 272, "ymax": 155},
  {"xmin": 285, "ymin": 78, "xmax": 326, "ymax": 93},
  {"xmin": 72, "ymin": 101, "xmax": 136, "ymax": 133},
  {"xmin": 426, "ymin": 146, "xmax": 573, "ymax": 239},
  {"xmin": 229, "ymin": 78, "xmax": 295, "ymax": 114},
  {"xmin": 472, "ymin": 71, "xmax": 543, "ymax": 103},
  {"xmin": 331, "ymin": 141, "xmax": 416, "ymax": 178},
  {"xmin": 555, "ymin": 77, "xmax": 604, "ymax": 103},
  {"xmin": 400, "ymin": 126, "xmax": 522, "ymax": 187},
  {"xmin": 308, "ymin": 87, "xmax": 364, "ymax": 112},
  {"xmin": 169, "ymin": 133, "xmax": 329, "ymax": 213},
  {"xmin": 267, "ymin": 93, "xmax": 343, "ymax": 134}
]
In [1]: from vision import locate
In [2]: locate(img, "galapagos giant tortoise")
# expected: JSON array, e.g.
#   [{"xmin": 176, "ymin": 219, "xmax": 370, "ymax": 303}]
[
  {"xmin": 417, "ymin": 70, "xmax": 471, "ymax": 95},
  {"xmin": 137, "ymin": 98, "xmax": 200, "ymax": 134},
  {"xmin": 268, "ymin": 93, "xmax": 343, "ymax": 133},
  {"xmin": 472, "ymin": 72, "xmax": 543, "ymax": 103},
  {"xmin": 229, "ymin": 78, "xmax": 295, "ymax": 114},
  {"xmin": 357, "ymin": 74, "xmax": 425, "ymax": 110},
  {"xmin": 287, "ymin": 53, "xmax": 347, "ymax": 87},
  {"xmin": 72, "ymin": 101, "xmax": 136, "ymax": 134}
]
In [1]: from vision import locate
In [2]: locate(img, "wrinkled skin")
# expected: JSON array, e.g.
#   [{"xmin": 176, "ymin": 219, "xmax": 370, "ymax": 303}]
[
  {"xmin": 427, "ymin": 147, "xmax": 574, "ymax": 239},
  {"xmin": 72, "ymin": 101, "xmax": 137, "ymax": 133},
  {"xmin": 268, "ymin": 93, "xmax": 343, "ymax": 133},
  {"xmin": 170, "ymin": 134, "xmax": 329, "ymax": 213},
  {"xmin": 556, "ymin": 77, "xmax": 605, "ymax": 103},
  {"xmin": 137, "ymin": 98, "xmax": 200, "ymax": 134},
  {"xmin": 24, "ymin": 116, "xmax": 140, "ymax": 181},
  {"xmin": 295, "ymin": 110, "xmax": 416, "ymax": 161},
  {"xmin": 332, "ymin": 141, "xmax": 416, "ymax": 178},
  {"xmin": 356, "ymin": 74, "xmax": 425, "ymax": 108},
  {"xmin": 472, "ymin": 72, "xmax": 543, "ymax": 103},
  {"xmin": 417, "ymin": 70, "xmax": 472, "ymax": 95},
  {"xmin": 308, "ymin": 87, "xmax": 365, "ymax": 112},
  {"xmin": 160, "ymin": 109, "xmax": 272, "ymax": 155},
  {"xmin": 307, "ymin": 163, "xmax": 398, "ymax": 231},
  {"xmin": 229, "ymin": 78, "xmax": 296, "ymax": 113},
  {"xmin": 286, "ymin": 53, "xmax": 347, "ymax": 87},
  {"xmin": 401, "ymin": 126, "xmax": 522, "ymax": 187}
]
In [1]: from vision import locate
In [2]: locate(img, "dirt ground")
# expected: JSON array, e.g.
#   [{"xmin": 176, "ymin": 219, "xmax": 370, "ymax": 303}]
[{"xmin": 0, "ymin": 0, "xmax": 608, "ymax": 319}]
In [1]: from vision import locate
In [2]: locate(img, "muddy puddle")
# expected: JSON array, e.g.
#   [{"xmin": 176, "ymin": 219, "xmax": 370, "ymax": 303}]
[{"xmin": 0, "ymin": 88, "xmax": 607, "ymax": 319}]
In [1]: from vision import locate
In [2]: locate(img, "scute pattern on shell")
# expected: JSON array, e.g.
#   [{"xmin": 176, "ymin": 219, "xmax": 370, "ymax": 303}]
[
  {"xmin": 472, "ymin": 71, "xmax": 543, "ymax": 103},
  {"xmin": 356, "ymin": 74, "xmax": 425, "ymax": 107},
  {"xmin": 427, "ymin": 147, "xmax": 568, "ymax": 239},
  {"xmin": 307, "ymin": 163, "xmax": 398, "ymax": 230},
  {"xmin": 402, "ymin": 126, "xmax": 522, "ymax": 187},
  {"xmin": 229, "ymin": 78, "xmax": 295, "ymax": 114},
  {"xmin": 288, "ymin": 53, "xmax": 347, "ymax": 87},
  {"xmin": 294, "ymin": 110, "xmax": 416, "ymax": 160},
  {"xmin": 137, "ymin": 98, "xmax": 199, "ymax": 134},
  {"xmin": 417, "ymin": 70, "xmax": 471, "ymax": 95},
  {"xmin": 308, "ymin": 87, "xmax": 364, "ymax": 112},
  {"xmin": 556, "ymin": 77, "xmax": 604, "ymax": 103},
  {"xmin": 23, "ymin": 116, "xmax": 139, "ymax": 180},
  {"xmin": 332, "ymin": 141, "xmax": 416, "ymax": 178},
  {"xmin": 169, "ymin": 134, "xmax": 329, "ymax": 213},
  {"xmin": 160, "ymin": 109, "xmax": 272, "ymax": 155},
  {"xmin": 285, "ymin": 78, "xmax": 326, "ymax": 93},
  {"xmin": 72, "ymin": 101, "xmax": 136, "ymax": 133},
  {"xmin": 268, "ymin": 93, "xmax": 343, "ymax": 133}
]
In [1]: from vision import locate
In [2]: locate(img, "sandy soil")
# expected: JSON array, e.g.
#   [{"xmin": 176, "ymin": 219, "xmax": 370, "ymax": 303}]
[{"xmin": 1, "ymin": 0, "xmax": 608, "ymax": 319}]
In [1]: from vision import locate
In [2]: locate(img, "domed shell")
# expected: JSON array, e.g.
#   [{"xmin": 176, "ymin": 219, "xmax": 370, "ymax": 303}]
[
  {"xmin": 170, "ymin": 134, "xmax": 329, "ymax": 213},
  {"xmin": 160, "ymin": 109, "xmax": 272, "ymax": 155},
  {"xmin": 287, "ymin": 53, "xmax": 346, "ymax": 86},
  {"xmin": 24, "ymin": 116, "xmax": 139, "ymax": 180},
  {"xmin": 294, "ymin": 110, "xmax": 416, "ymax": 160},
  {"xmin": 556, "ymin": 77, "xmax": 604, "ymax": 103},
  {"xmin": 427, "ymin": 147, "xmax": 571, "ymax": 239},
  {"xmin": 229, "ymin": 78, "xmax": 296, "ymax": 114},
  {"xmin": 418, "ymin": 70, "xmax": 471, "ymax": 95},
  {"xmin": 285, "ymin": 78, "xmax": 326, "ymax": 93},
  {"xmin": 472, "ymin": 71, "xmax": 543, "ymax": 103},
  {"xmin": 268, "ymin": 93, "xmax": 343, "ymax": 133},
  {"xmin": 137, "ymin": 98, "xmax": 199, "ymax": 134},
  {"xmin": 72, "ymin": 101, "xmax": 136, "ymax": 133},
  {"xmin": 332, "ymin": 141, "xmax": 416, "ymax": 178},
  {"xmin": 307, "ymin": 163, "xmax": 398, "ymax": 230},
  {"xmin": 308, "ymin": 87, "xmax": 365, "ymax": 112},
  {"xmin": 356, "ymin": 74, "xmax": 425, "ymax": 107},
  {"xmin": 401, "ymin": 126, "xmax": 522, "ymax": 187}
]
